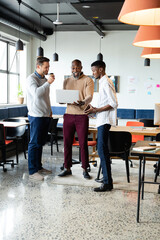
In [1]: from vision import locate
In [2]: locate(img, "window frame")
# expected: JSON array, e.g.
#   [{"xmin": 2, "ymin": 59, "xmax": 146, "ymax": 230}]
[{"xmin": 0, "ymin": 38, "xmax": 20, "ymax": 104}]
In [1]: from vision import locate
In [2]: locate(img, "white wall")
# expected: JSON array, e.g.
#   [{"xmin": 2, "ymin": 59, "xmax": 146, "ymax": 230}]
[{"xmin": 29, "ymin": 31, "xmax": 160, "ymax": 109}]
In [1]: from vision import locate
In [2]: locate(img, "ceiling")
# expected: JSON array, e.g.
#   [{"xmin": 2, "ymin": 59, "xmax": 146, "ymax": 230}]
[{"xmin": 0, "ymin": 0, "xmax": 138, "ymax": 41}]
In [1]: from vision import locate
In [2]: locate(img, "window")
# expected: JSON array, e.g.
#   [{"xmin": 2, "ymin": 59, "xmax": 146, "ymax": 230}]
[{"xmin": 0, "ymin": 39, "xmax": 26, "ymax": 104}]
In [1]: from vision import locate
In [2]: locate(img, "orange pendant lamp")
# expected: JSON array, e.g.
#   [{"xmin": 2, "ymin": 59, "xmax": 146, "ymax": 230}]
[
  {"xmin": 141, "ymin": 48, "xmax": 160, "ymax": 59},
  {"xmin": 133, "ymin": 26, "xmax": 160, "ymax": 48},
  {"xmin": 118, "ymin": 0, "xmax": 160, "ymax": 26}
]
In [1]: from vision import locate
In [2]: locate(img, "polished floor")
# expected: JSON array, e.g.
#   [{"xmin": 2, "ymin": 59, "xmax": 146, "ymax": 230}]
[{"xmin": 0, "ymin": 141, "xmax": 160, "ymax": 240}]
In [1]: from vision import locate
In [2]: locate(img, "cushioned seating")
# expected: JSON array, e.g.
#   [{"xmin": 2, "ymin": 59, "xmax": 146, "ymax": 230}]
[
  {"xmin": 117, "ymin": 109, "xmax": 135, "ymax": 119},
  {"xmin": 51, "ymin": 106, "xmax": 66, "ymax": 115},
  {"xmin": 0, "ymin": 108, "xmax": 8, "ymax": 120},
  {"xmin": 135, "ymin": 109, "xmax": 154, "ymax": 119},
  {"xmin": 0, "ymin": 106, "xmax": 28, "ymax": 120}
]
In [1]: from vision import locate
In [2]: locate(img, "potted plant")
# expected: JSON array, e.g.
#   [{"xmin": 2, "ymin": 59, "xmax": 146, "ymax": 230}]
[{"xmin": 17, "ymin": 83, "xmax": 24, "ymax": 104}]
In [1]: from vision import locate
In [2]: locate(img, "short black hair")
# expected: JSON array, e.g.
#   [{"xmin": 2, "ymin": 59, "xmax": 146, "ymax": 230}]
[
  {"xmin": 72, "ymin": 59, "xmax": 82, "ymax": 66},
  {"xmin": 91, "ymin": 60, "xmax": 106, "ymax": 70},
  {"xmin": 36, "ymin": 57, "xmax": 50, "ymax": 66}
]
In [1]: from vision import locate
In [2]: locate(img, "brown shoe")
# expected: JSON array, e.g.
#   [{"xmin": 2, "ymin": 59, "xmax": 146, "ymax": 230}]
[
  {"xmin": 29, "ymin": 172, "xmax": 44, "ymax": 181},
  {"xmin": 38, "ymin": 168, "xmax": 52, "ymax": 175}
]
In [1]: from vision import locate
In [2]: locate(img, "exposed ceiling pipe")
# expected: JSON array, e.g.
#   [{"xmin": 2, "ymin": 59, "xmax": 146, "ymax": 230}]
[{"xmin": 0, "ymin": 15, "xmax": 47, "ymax": 41}]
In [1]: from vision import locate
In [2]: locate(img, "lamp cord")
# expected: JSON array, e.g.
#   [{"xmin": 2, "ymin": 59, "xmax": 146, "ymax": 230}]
[
  {"xmin": 19, "ymin": 2, "xmax": 20, "ymax": 39},
  {"xmin": 99, "ymin": 37, "xmax": 101, "ymax": 53},
  {"xmin": 55, "ymin": 25, "xmax": 57, "ymax": 52},
  {"xmin": 39, "ymin": 13, "xmax": 42, "ymax": 47}
]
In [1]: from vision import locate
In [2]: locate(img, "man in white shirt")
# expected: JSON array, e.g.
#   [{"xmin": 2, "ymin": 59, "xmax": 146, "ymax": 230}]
[{"xmin": 85, "ymin": 60, "xmax": 118, "ymax": 192}]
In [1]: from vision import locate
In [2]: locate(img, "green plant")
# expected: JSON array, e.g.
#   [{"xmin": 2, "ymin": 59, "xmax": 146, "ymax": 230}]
[{"xmin": 17, "ymin": 83, "xmax": 23, "ymax": 97}]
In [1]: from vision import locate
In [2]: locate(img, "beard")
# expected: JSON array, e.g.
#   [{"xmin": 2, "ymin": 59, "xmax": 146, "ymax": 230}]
[{"xmin": 73, "ymin": 72, "xmax": 82, "ymax": 79}]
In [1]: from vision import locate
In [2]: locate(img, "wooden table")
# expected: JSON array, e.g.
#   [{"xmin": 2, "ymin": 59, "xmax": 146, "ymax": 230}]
[
  {"xmin": 88, "ymin": 126, "xmax": 160, "ymax": 160},
  {"xmin": 89, "ymin": 126, "xmax": 160, "ymax": 139},
  {"xmin": 131, "ymin": 141, "xmax": 160, "ymax": 222}
]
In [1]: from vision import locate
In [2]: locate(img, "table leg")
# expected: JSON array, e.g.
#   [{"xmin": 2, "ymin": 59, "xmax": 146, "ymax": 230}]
[
  {"xmin": 142, "ymin": 157, "xmax": 146, "ymax": 200},
  {"xmin": 154, "ymin": 158, "xmax": 160, "ymax": 182},
  {"xmin": 137, "ymin": 156, "xmax": 142, "ymax": 223}
]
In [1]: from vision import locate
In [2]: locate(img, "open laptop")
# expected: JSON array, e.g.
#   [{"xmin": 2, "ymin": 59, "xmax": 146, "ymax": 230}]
[{"xmin": 56, "ymin": 89, "xmax": 79, "ymax": 104}]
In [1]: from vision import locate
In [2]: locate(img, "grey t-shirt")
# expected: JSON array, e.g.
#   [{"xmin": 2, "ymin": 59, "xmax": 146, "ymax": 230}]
[{"xmin": 26, "ymin": 73, "xmax": 52, "ymax": 117}]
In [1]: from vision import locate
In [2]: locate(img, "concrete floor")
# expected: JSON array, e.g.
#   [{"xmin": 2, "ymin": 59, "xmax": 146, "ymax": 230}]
[{"xmin": 0, "ymin": 141, "xmax": 160, "ymax": 240}]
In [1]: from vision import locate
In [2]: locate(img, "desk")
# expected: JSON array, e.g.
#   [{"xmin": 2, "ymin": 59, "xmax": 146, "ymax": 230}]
[
  {"xmin": 88, "ymin": 126, "xmax": 160, "ymax": 168},
  {"xmin": 89, "ymin": 126, "xmax": 160, "ymax": 139},
  {"xmin": 0, "ymin": 121, "xmax": 28, "ymax": 128},
  {"xmin": 131, "ymin": 141, "xmax": 160, "ymax": 222}
]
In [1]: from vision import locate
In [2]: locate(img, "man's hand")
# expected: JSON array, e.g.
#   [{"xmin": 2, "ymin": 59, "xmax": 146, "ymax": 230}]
[
  {"xmin": 49, "ymin": 111, "xmax": 52, "ymax": 117},
  {"xmin": 70, "ymin": 100, "xmax": 85, "ymax": 106},
  {"xmin": 72, "ymin": 100, "xmax": 85, "ymax": 106},
  {"xmin": 84, "ymin": 104, "xmax": 97, "ymax": 114},
  {"xmin": 48, "ymin": 74, "xmax": 55, "ymax": 84}
]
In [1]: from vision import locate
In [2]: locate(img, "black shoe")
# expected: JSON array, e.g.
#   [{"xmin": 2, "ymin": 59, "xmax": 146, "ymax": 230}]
[
  {"xmin": 83, "ymin": 171, "xmax": 91, "ymax": 179},
  {"xmin": 58, "ymin": 169, "xmax": 72, "ymax": 177},
  {"xmin": 94, "ymin": 183, "xmax": 113, "ymax": 192},
  {"xmin": 95, "ymin": 177, "xmax": 104, "ymax": 183}
]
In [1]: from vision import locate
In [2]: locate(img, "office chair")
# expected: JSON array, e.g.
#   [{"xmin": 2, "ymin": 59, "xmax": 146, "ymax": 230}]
[
  {"xmin": 0, "ymin": 124, "xmax": 15, "ymax": 172},
  {"xmin": 48, "ymin": 118, "xmax": 59, "ymax": 155},
  {"xmin": 60, "ymin": 135, "xmax": 97, "ymax": 171},
  {"xmin": 96, "ymin": 131, "xmax": 132, "ymax": 183},
  {"xmin": 72, "ymin": 136, "xmax": 97, "ymax": 168},
  {"xmin": 139, "ymin": 119, "xmax": 154, "ymax": 127},
  {"xmin": 3, "ymin": 118, "xmax": 27, "ymax": 164},
  {"xmin": 126, "ymin": 121, "xmax": 144, "ymax": 143}
]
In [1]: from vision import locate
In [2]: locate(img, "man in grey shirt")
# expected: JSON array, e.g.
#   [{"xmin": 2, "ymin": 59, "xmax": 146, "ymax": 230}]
[{"xmin": 26, "ymin": 57, "xmax": 55, "ymax": 181}]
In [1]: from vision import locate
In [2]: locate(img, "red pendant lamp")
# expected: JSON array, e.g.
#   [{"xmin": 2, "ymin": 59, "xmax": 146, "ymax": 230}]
[
  {"xmin": 118, "ymin": 0, "xmax": 160, "ymax": 26},
  {"xmin": 133, "ymin": 26, "xmax": 160, "ymax": 48},
  {"xmin": 141, "ymin": 48, "xmax": 160, "ymax": 59}
]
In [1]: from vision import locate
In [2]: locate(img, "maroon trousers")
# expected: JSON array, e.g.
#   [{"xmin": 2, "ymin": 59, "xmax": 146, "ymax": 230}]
[{"xmin": 63, "ymin": 114, "xmax": 89, "ymax": 170}]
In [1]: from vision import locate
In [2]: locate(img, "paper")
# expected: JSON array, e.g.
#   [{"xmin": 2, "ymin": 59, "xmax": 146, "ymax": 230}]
[{"xmin": 132, "ymin": 146, "xmax": 156, "ymax": 152}]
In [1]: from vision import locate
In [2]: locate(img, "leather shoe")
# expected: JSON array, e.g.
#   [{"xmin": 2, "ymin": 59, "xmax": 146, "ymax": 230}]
[
  {"xmin": 83, "ymin": 171, "xmax": 91, "ymax": 179},
  {"xmin": 94, "ymin": 183, "xmax": 113, "ymax": 192},
  {"xmin": 58, "ymin": 169, "xmax": 72, "ymax": 177}
]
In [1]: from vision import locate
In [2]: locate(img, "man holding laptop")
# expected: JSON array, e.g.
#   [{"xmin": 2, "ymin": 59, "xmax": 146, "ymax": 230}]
[{"xmin": 58, "ymin": 59, "xmax": 94, "ymax": 179}]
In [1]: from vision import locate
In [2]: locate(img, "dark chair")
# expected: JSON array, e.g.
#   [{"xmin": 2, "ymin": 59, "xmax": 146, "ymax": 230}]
[
  {"xmin": 0, "ymin": 124, "xmax": 14, "ymax": 172},
  {"xmin": 96, "ymin": 131, "xmax": 132, "ymax": 183},
  {"xmin": 139, "ymin": 119, "xmax": 154, "ymax": 127},
  {"xmin": 48, "ymin": 118, "xmax": 59, "ymax": 155},
  {"xmin": 60, "ymin": 135, "xmax": 97, "ymax": 171},
  {"xmin": 3, "ymin": 118, "xmax": 27, "ymax": 164},
  {"xmin": 153, "ymin": 133, "xmax": 160, "ymax": 178},
  {"xmin": 72, "ymin": 136, "xmax": 97, "ymax": 169}
]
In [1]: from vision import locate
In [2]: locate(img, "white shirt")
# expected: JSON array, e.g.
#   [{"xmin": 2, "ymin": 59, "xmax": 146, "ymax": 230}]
[{"xmin": 96, "ymin": 75, "xmax": 118, "ymax": 128}]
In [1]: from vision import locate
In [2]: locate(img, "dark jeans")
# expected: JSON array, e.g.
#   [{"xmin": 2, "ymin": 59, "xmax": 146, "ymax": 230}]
[
  {"xmin": 63, "ymin": 114, "xmax": 89, "ymax": 170},
  {"xmin": 97, "ymin": 124, "xmax": 112, "ymax": 185},
  {"xmin": 28, "ymin": 115, "xmax": 50, "ymax": 175}
]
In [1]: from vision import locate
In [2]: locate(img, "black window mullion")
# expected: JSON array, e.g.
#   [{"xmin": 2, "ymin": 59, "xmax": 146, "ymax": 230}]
[{"xmin": 7, "ymin": 42, "xmax": 9, "ymax": 103}]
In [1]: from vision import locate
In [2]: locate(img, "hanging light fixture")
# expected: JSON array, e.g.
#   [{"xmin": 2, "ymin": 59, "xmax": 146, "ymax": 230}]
[
  {"xmin": 53, "ymin": 3, "xmax": 63, "ymax": 25},
  {"xmin": 37, "ymin": 13, "xmax": 44, "ymax": 57},
  {"xmin": 118, "ymin": 0, "xmax": 160, "ymax": 26},
  {"xmin": 133, "ymin": 26, "xmax": 160, "ymax": 48},
  {"xmin": 97, "ymin": 36, "xmax": 103, "ymax": 61},
  {"xmin": 16, "ymin": 0, "xmax": 23, "ymax": 51},
  {"xmin": 144, "ymin": 58, "xmax": 150, "ymax": 66},
  {"xmin": 141, "ymin": 48, "xmax": 160, "ymax": 59},
  {"xmin": 53, "ymin": 26, "xmax": 58, "ymax": 61}
]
